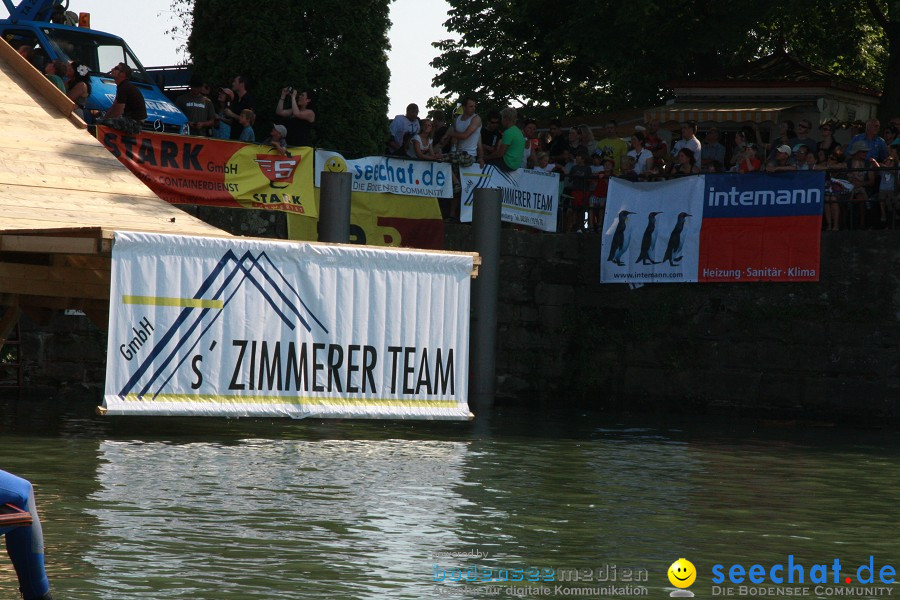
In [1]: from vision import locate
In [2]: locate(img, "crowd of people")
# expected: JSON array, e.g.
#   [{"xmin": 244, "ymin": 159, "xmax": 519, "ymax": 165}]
[
  {"xmin": 159, "ymin": 73, "xmax": 311, "ymax": 155},
  {"xmin": 389, "ymin": 100, "xmax": 900, "ymax": 231},
  {"xmin": 20, "ymin": 43, "xmax": 900, "ymax": 233},
  {"xmin": 18, "ymin": 44, "xmax": 311, "ymax": 155}
]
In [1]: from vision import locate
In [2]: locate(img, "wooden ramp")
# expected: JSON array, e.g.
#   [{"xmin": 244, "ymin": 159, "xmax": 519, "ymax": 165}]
[{"xmin": 0, "ymin": 37, "xmax": 228, "ymax": 333}]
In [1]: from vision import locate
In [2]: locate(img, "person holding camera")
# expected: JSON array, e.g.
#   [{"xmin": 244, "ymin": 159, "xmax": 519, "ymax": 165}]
[
  {"xmin": 212, "ymin": 87, "xmax": 234, "ymax": 139},
  {"xmin": 275, "ymin": 87, "xmax": 315, "ymax": 147}
]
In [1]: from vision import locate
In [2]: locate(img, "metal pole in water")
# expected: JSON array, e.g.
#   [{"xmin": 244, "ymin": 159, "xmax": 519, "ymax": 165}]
[
  {"xmin": 319, "ymin": 171, "xmax": 352, "ymax": 243},
  {"xmin": 471, "ymin": 186, "xmax": 501, "ymax": 415}
]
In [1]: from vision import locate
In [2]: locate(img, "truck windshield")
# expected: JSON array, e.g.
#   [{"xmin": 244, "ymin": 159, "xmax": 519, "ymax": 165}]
[{"xmin": 41, "ymin": 27, "xmax": 149, "ymax": 83}]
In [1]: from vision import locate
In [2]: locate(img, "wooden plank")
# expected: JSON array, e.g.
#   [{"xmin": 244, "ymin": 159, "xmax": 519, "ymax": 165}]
[
  {"xmin": 63, "ymin": 255, "xmax": 111, "ymax": 270},
  {"xmin": 0, "ymin": 147, "xmax": 135, "ymax": 172},
  {"xmin": 0, "ymin": 130, "xmax": 106, "ymax": 150},
  {"xmin": 0, "ymin": 235, "xmax": 102, "ymax": 254},
  {"xmin": 0, "ymin": 37, "xmax": 76, "ymax": 116},
  {"xmin": 0, "ymin": 263, "xmax": 110, "ymax": 286},
  {"xmin": 0, "ymin": 293, "xmax": 107, "ymax": 313},
  {"xmin": 0, "ymin": 275, "xmax": 109, "ymax": 299},
  {"xmin": 0, "ymin": 171, "xmax": 156, "ymax": 194}
]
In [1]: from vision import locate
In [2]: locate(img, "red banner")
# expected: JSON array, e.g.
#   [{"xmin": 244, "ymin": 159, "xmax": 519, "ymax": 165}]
[{"xmin": 96, "ymin": 126, "xmax": 316, "ymax": 217}]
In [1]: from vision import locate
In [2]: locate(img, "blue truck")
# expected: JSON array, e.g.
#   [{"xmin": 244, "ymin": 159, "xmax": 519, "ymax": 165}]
[{"xmin": 1, "ymin": 0, "xmax": 189, "ymax": 133}]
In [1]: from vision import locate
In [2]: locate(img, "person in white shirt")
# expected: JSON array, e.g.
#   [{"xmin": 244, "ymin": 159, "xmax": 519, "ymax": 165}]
[
  {"xmin": 388, "ymin": 103, "xmax": 420, "ymax": 155},
  {"xmin": 441, "ymin": 96, "xmax": 482, "ymax": 161},
  {"xmin": 626, "ymin": 132, "xmax": 653, "ymax": 175},
  {"xmin": 672, "ymin": 121, "xmax": 701, "ymax": 161}
]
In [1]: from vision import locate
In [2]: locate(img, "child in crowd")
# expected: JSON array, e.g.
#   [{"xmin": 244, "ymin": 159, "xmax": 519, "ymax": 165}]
[
  {"xmin": 238, "ymin": 109, "xmax": 256, "ymax": 142},
  {"xmin": 619, "ymin": 156, "xmax": 638, "ymax": 181},
  {"xmin": 533, "ymin": 151, "xmax": 556, "ymax": 173}
]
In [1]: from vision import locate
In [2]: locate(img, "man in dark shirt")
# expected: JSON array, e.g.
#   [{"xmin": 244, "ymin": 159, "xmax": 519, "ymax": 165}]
[
  {"xmin": 480, "ymin": 110, "xmax": 502, "ymax": 156},
  {"xmin": 176, "ymin": 74, "xmax": 216, "ymax": 136},
  {"xmin": 102, "ymin": 62, "xmax": 146, "ymax": 133},
  {"xmin": 223, "ymin": 75, "xmax": 255, "ymax": 141},
  {"xmin": 547, "ymin": 119, "xmax": 569, "ymax": 163}
]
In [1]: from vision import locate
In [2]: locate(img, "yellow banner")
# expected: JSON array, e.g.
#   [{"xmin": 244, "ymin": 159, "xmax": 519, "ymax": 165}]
[
  {"xmin": 287, "ymin": 191, "xmax": 444, "ymax": 249},
  {"xmin": 96, "ymin": 126, "xmax": 317, "ymax": 217}
]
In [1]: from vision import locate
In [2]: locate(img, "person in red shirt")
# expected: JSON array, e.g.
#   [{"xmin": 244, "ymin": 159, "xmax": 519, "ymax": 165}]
[
  {"xmin": 737, "ymin": 144, "xmax": 762, "ymax": 173},
  {"xmin": 643, "ymin": 118, "xmax": 668, "ymax": 159}
]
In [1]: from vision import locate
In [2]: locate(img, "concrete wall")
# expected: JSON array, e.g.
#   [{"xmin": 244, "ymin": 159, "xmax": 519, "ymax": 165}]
[{"xmin": 5, "ymin": 217, "xmax": 899, "ymax": 425}]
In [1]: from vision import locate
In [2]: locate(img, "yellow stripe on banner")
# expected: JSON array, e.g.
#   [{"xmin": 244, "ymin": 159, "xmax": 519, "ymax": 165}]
[
  {"xmin": 121, "ymin": 296, "xmax": 225, "ymax": 309},
  {"xmin": 122, "ymin": 393, "xmax": 460, "ymax": 408}
]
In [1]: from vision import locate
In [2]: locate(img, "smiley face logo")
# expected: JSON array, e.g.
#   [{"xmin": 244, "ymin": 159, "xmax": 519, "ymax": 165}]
[
  {"xmin": 324, "ymin": 155, "xmax": 347, "ymax": 173},
  {"xmin": 668, "ymin": 558, "xmax": 696, "ymax": 589}
]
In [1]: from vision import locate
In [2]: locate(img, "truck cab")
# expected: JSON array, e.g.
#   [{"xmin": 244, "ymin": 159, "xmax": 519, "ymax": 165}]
[{"xmin": 1, "ymin": 0, "xmax": 188, "ymax": 134}]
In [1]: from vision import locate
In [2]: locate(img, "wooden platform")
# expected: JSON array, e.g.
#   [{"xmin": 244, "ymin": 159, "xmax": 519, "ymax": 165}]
[{"xmin": 0, "ymin": 37, "xmax": 228, "ymax": 331}]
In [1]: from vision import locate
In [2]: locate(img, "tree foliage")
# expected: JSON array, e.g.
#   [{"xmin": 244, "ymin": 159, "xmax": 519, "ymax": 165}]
[
  {"xmin": 173, "ymin": 0, "xmax": 391, "ymax": 156},
  {"xmin": 431, "ymin": 0, "xmax": 890, "ymax": 118}
]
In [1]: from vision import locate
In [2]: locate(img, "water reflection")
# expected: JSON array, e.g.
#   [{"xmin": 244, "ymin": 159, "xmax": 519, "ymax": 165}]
[
  {"xmin": 0, "ymin": 402, "xmax": 896, "ymax": 599},
  {"xmin": 84, "ymin": 439, "xmax": 470, "ymax": 599}
]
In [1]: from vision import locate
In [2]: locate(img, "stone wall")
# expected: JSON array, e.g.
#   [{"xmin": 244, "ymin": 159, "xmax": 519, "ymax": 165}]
[
  {"xmin": 5, "ymin": 217, "xmax": 899, "ymax": 424},
  {"xmin": 445, "ymin": 226, "xmax": 900, "ymax": 425}
]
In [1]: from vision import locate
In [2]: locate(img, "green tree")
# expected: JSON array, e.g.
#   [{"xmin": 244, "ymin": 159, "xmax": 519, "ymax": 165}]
[
  {"xmin": 432, "ymin": 0, "xmax": 887, "ymax": 118},
  {"xmin": 866, "ymin": 0, "xmax": 900, "ymax": 121},
  {"xmin": 174, "ymin": 0, "xmax": 391, "ymax": 156}
]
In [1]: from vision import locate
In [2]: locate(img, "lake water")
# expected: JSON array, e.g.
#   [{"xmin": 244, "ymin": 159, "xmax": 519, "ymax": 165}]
[{"xmin": 1, "ymin": 400, "xmax": 898, "ymax": 599}]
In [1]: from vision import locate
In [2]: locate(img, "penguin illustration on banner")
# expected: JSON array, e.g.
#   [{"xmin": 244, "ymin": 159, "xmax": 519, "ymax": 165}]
[
  {"xmin": 636, "ymin": 211, "xmax": 662, "ymax": 265},
  {"xmin": 606, "ymin": 210, "xmax": 635, "ymax": 266},
  {"xmin": 662, "ymin": 212, "xmax": 691, "ymax": 267}
]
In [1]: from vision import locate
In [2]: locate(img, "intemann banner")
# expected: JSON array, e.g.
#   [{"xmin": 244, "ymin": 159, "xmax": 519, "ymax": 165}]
[
  {"xmin": 97, "ymin": 126, "xmax": 316, "ymax": 216},
  {"xmin": 601, "ymin": 172, "xmax": 824, "ymax": 283},
  {"xmin": 459, "ymin": 166, "xmax": 559, "ymax": 232},
  {"xmin": 103, "ymin": 231, "xmax": 473, "ymax": 420}
]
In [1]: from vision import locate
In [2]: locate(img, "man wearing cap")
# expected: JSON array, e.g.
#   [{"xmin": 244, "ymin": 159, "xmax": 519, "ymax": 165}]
[
  {"xmin": 176, "ymin": 74, "xmax": 216, "ymax": 136},
  {"xmin": 848, "ymin": 118, "xmax": 887, "ymax": 163},
  {"xmin": 766, "ymin": 144, "xmax": 796, "ymax": 172}
]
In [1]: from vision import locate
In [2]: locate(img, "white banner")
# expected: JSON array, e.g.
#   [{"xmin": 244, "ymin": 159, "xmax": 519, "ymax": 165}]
[
  {"xmin": 103, "ymin": 232, "xmax": 473, "ymax": 420},
  {"xmin": 600, "ymin": 177, "xmax": 705, "ymax": 283},
  {"xmin": 314, "ymin": 150, "xmax": 453, "ymax": 198},
  {"xmin": 459, "ymin": 166, "xmax": 559, "ymax": 232}
]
